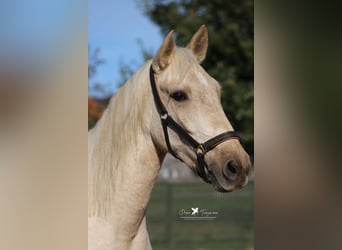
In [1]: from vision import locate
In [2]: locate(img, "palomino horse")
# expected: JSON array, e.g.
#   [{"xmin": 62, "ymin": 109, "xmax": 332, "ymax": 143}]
[{"xmin": 88, "ymin": 25, "xmax": 251, "ymax": 250}]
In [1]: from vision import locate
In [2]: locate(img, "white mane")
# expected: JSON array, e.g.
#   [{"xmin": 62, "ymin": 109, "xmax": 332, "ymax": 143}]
[{"xmin": 88, "ymin": 62, "xmax": 151, "ymax": 216}]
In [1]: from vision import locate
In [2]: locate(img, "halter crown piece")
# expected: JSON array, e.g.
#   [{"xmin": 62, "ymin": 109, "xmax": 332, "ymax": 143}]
[{"xmin": 149, "ymin": 66, "xmax": 240, "ymax": 183}]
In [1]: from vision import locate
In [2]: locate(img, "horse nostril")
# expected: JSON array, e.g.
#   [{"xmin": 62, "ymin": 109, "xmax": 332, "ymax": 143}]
[
  {"xmin": 223, "ymin": 160, "xmax": 240, "ymax": 181},
  {"xmin": 227, "ymin": 160, "xmax": 238, "ymax": 174}
]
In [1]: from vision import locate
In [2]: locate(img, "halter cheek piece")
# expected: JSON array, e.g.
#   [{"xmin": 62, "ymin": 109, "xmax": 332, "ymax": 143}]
[{"xmin": 149, "ymin": 66, "xmax": 240, "ymax": 183}]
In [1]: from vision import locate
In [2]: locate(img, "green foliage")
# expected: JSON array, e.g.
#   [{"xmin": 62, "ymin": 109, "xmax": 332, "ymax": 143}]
[{"xmin": 138, "ymin": 0, "xmax": 254, "ymax": 156}]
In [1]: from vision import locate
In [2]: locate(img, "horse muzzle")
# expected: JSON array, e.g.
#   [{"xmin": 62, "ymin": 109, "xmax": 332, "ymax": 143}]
[{"xmin": 205, "ymin": 148, "xmax": 251, "ymax": 192}]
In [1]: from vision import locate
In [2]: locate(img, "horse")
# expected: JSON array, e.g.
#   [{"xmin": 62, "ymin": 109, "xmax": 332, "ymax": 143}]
[{"xmin": 88, "ymin": 25, "xmax": 251, "ymax": 250}]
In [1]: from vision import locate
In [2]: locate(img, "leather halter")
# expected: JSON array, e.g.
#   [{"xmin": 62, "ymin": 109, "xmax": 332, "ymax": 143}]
[{"xmin": 149, "ymin": 65, "xmax": 240, "ymax": 183}]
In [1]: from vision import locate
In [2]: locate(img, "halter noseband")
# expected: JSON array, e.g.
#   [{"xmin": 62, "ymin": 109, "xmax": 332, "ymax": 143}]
[{"xmin": 149, "ymin": 65, "xmax": 240, "ymax": 183}]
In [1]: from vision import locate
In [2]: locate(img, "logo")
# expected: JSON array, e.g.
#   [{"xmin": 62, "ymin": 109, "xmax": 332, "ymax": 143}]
[
  {"xmin": 178, "ymin": 207, "xmax": 219, "ymax": 220},
  {"xmin": 191, "ymin": 207, "xmax": 199, "ymax": 215}
]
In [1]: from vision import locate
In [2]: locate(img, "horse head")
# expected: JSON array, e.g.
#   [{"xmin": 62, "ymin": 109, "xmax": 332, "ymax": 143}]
[{"xmin": 150, "ymin": 25, "xmax": 251, "ymax": 192}]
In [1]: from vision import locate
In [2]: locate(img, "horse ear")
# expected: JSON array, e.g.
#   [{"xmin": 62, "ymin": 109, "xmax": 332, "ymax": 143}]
[
  {"xmin": 186, "ymin": 25, "xmax": 208, "ymax": 63},
  {"xmin": 152, "ymin": 30, "xmax": 175, "ymax": 73}
]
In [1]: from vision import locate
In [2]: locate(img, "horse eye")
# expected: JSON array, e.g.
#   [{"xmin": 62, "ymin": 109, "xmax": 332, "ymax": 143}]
[{"xmin": 170, "ymin": 91, "xmax": 188, "ymax": 101}]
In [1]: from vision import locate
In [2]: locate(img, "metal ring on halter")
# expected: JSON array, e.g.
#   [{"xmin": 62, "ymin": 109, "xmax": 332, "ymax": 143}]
[{"xmin": 196, "ymin": 144, "xmax": 205, "ymax": 155}]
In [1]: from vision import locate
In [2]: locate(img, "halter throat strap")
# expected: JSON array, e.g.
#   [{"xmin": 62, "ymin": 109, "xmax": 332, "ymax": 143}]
[{"xmin": 149, "ymin": 65, "xmax": 240, "ymax": 182}]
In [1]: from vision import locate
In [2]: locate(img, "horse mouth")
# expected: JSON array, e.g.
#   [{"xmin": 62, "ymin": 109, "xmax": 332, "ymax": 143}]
[{"xmin": 207, "ymin": 171, "xmax": 233, "ymax": 193}]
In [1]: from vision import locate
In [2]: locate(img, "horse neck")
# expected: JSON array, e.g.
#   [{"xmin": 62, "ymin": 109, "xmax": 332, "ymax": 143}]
[{"xmin": 88, "ymin": 64, "xmax": 166, "ymax": 239}]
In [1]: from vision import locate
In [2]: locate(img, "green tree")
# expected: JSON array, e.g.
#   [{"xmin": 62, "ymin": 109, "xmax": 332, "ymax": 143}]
[{"xmin": 139, "ymin": 0, "xmax": 254, "ymax": 155}]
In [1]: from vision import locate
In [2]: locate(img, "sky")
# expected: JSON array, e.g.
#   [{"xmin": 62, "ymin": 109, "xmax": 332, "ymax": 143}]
[
  {"xmin": 0, "ymin": 0, "xmax": 84, "ymax": 68},
  {"xmin": 88, "ymin": 0, "xmax": 163, "ymax": 96}
]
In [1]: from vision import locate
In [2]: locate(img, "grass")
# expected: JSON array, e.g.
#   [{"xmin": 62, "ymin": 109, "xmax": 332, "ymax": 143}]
[{"xmin": 146, "ymin": 181, "xmax": 254, "ymax": 250}]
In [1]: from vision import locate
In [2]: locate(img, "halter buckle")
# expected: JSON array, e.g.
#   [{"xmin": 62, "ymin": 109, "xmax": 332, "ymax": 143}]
[
  {"xmin": 160, "ymin": 113, "xmax": 168, "ymax": 120},
  {"xmin": 196, "ymin": 144, "xmax": 205, "ymax": 155}
]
